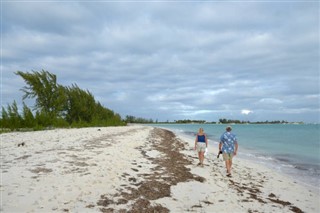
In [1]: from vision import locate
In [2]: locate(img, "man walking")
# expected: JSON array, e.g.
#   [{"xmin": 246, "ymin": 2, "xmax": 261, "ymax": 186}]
[{"xmin": 219, "ymin": 126, "xmax": 238, "ymax": 177}]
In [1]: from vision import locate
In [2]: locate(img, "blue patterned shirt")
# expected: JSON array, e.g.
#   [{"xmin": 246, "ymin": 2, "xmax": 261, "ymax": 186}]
[{"xmin": 220, "ymin": 132, "xmax": 238, "ymax": 153}]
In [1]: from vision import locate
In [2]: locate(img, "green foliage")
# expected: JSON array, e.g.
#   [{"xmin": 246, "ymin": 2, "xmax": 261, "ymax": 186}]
[
  {"xmin": 125, "ymin": 115, "xmax": 153, "ymax": 123},
  {"xmin": 219, "ymin": 118, "xmax": 241, "ymax": 124},
  {"xmin": 52, "ymin": 118, "xmax": 69, "ymax": 128},
  {"xmin": 15, "ymin": 70, "xmax": 67, "ymax": 119},
  {"xmin": 35, "ymin": 111, "xmax": 52, "ymax": 127},
  {"xmin": 2, "ymin": 101, "xmax": 23, "ymax": 130},
  {"xmin": 93, "ymin": 102, "xmax": 124, "ymax": 125},
  {"xmin": 218, "ymin": 118, "xmax": 291, "ymax": 124},
  {"xmin": 1, "ymin": 106, "xmax": 9, "ymax": 129},
  {"xmin": 21, "ymin": 102, "xmax": 36, "ymax": 128},
  {"xmin": 65, "ymin": 84, "xmax": 96, "ymax": 124},
  {"xmin": 175, "ymin": 119, "xmax": 206, "ymax": 124},
  {"xmin": 1, "ymin": 70, "xmax": 126, "ymax": 132}
]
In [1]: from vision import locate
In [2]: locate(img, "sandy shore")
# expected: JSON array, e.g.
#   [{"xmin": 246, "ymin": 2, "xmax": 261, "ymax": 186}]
[{"xmin": 1, "ymin": 125, "xmax": 319, "ymax": 212}]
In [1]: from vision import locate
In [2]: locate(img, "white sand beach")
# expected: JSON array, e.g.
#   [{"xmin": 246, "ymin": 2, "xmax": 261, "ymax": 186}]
[{"xmin": 1, "ymin": 125, "xmax": 319, "ymax": 212}]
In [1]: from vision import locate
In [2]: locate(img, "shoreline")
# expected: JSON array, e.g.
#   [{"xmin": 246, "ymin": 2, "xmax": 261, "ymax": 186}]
[
  {"xmin": 172, "ymin": 131, "xmax": 320, "ymax": 212},
  {"xmin": 158, "ymin": 125, "xmax": 320, "ymax": 196},
  {"xmin": 1, "ymin": 126, "xmax": 319, "ymax": 212}
]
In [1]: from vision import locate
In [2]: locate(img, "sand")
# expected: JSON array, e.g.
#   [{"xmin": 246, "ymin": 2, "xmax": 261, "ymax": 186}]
[{"xmin": 1, "ymin": 125, "xmax": 319, "ymax": 212}]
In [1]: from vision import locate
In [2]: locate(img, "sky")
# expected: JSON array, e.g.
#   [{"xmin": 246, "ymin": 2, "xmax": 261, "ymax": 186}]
[{"xmin": 1, "ymin": 0, "xmax": 319, "ymax": 123}]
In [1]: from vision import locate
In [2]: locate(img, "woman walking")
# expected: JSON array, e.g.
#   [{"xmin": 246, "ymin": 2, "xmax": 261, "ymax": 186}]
[{"xmin": 194, "ymin": 128, "xmax": 208, "ymax": 167}]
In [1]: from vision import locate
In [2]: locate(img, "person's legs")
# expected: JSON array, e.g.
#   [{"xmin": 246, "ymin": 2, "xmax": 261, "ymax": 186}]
[
  {"xmin": 225, "ymin": 160, "xmax": 228, "ymax": 173},
  {"xmin": 229, "ymin": 153, "xmax": 234, "ymax": 174},
  {"xmin": 223, "ymin": 153, "xmax": 234, "ymax": 176},
  {"xmin": 197, "ymin": 151, "xmax": 201, "ymax": 165},
  {"xmin": 227, "ymin": 154, "xmax": 235, "ymax": 176},
  {"xmin": 223, "ymin": 153, "xmax": 227, "ymax": 171},
  {"xmin": 196, "ymin": 143, "xmax": 201, "ymax": 165},
  {"xmin": 223, "ymin": 153, "xmax": 230, "ymax": 173},
  {"xmin": 200, "ymin": 151, "xmax": 204, "ymax": 166},
  {"xmin": 226, "ymin": 160, "xmax": 231, "ymax": 174},
  {"xmin": 197, "ymin": 143, "xmax": 205, "ymax": 166}
]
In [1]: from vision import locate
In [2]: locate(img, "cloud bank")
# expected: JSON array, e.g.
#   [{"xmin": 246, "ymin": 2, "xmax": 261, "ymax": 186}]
[{"xmin": 2, "ymin": 1, "xmax": 319, "ymax": 123}]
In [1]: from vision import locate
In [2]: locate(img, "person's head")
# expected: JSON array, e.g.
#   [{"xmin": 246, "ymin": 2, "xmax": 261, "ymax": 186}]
[
  {"xmin": 226, "ymin": 126, "xmax": 232, "ymax": 132},
  {"xmin": 199, "ymin": 128, "xmax": 204, "ymax": 133}
]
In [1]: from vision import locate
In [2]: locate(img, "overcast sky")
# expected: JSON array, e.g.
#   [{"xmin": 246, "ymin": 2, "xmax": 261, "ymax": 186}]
[{"xmin": 2, "ymin": 1, "xmax": 319, "ymax": 123}]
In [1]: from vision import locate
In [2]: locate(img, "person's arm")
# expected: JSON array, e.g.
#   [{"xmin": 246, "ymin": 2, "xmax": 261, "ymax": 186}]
[
  {"xmin": 219, "ymin": 134, "xmax": 223, "ymax": 152},
  {"xmin": 205, "ymin": 134, "xmax": 208, "ymax": 148},
  {"xmin": 234, "ymin": 141, "xmax": 238, "ymax": 156},
  {"xmin": 194, "ymin": 134, "xmax": 198, "ymax": 150}
]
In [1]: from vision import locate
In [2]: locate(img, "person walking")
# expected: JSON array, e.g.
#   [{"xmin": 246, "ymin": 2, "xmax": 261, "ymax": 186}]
[
  {"xmin": 219, "ymin": 126, "xmax": 238, "ymax": 177},
  {"xmin": 194, "ymin": 128, "xmax": 208, "ymax": 167}
]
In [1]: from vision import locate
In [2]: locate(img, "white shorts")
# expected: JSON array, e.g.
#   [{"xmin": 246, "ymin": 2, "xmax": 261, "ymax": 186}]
[{"xmin": 196, "ymin": 142, "xmax": 206, "ymax": 152}]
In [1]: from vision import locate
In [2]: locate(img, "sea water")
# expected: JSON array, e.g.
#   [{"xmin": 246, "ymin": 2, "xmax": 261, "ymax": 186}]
[{"xmin": 146, "ymin": 123, "xmax": 320, "ymax": 189}]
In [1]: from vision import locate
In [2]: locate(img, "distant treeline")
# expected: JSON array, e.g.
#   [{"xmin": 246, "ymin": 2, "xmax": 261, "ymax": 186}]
[
  {"xmin": 128, "ymin": 118, "xmax": 303, "ymax": 124},
  {"xmin": 125, "ymin": 115, "xmax": 154, "ymax": 124},
  {"xmin": 1, "ymin": 70, "xmax": 126, "ymax": 131},
  {"xmin": 216, "ymin": 118, "xmax": 301, "ymax": 124},
  {"xmin": 175, "ymin": 119, "xmax": 207, "ymax": 123}
]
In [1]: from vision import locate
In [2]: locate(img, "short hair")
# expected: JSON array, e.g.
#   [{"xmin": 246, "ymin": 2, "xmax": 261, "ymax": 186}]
[{"xmin": 226, "ymin": 126, "xmax": 232, "ymax": 131}]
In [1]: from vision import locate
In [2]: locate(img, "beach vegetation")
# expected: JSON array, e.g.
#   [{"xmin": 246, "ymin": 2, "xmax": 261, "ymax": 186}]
[
  {"xmin": 16, "ymin": 70, "xmax": 67, "ymax": 121},
  {"xmin": 1, "ymin": 101, "xmax": 23, "ymax": 131},
  {"xmin": 174, "ymin": 119, "xmax": 207, "ymax": 124},
  {"xmin": 217, "ymin": 118, "xmax": 295, "ymax": 124},
  {"xmin": 145, "ymin": 118, "xmax": 302, "ymax": 125},
  {"xmin": 125, "ymin": 115, "xmax": 154, "ymax": 123},
  {"xmin": 64, "ymin": 84, "xmax": 96, "ymax": 124},
  {"xmin": 0, "ymin": 70, "xmax": 125, "ymax": 132},
  {"xmin": 21, "ymin": 102, "xmax": 36, "ymax": 128}
]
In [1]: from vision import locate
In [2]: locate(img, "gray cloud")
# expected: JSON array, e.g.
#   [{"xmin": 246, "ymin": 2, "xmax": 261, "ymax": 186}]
[{"xmin": 2, "ymin": 1, "xmax": 319, "ymax": 123}]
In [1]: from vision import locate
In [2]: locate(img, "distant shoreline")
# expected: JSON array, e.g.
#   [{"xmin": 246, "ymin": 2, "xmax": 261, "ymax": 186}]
[{"xmin": 141, "ymin": 122, "xmax": 313, "ymax": 125}]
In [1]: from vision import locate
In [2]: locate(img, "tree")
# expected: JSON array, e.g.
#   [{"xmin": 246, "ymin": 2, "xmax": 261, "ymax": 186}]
[
  {"xmin": 2, "ymin": 69, "xmax": 126, "ymax": 130},
  {"xmin": 5, "ymin": 101, "xmax": 22, "ymax": 130},
  {"xmin": 1, "ymin": 106, "xmax": 9, "ymax": 128},
  {"xmin": 65, "ymin": 84, "xmax": 96, "ymax": 124},
  {"xmin": 92, "ymin": 102, "xmax": 121, "ymax": 125},
  {"xmin": 21, "ymin": 102, "xmax": 35, "ymax": 128},
  {"xmin": 15, "ymin": 70, "xmax": 67, "ymax": 120}
]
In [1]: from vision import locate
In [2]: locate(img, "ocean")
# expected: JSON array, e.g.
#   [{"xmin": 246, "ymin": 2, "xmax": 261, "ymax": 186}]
[{"xmin": 146, "ymin": 123, "xmax": 320, "ymax": 189}]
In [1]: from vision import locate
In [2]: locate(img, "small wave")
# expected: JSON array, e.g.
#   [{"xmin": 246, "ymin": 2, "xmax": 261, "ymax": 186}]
[
  {"xmin": 256, "ymin": 155, "xmax": 274, "ymax": 161},
  {"xmin": 294, "ymin": 165, "xmax": 309, "ymax": 171},
  {"xmin": 238, "ymin": 151, "xmax": 320, "ymax": 185},
  {"xmin": 280, "ymin": 164, "xmax": 294, "ymax": 168}
]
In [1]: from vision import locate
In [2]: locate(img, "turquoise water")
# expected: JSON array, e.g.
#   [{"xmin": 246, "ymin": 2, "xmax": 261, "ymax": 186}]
[{"xmin": 146, "ymin": 123, "xmax": 320, "ymax": 188}]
